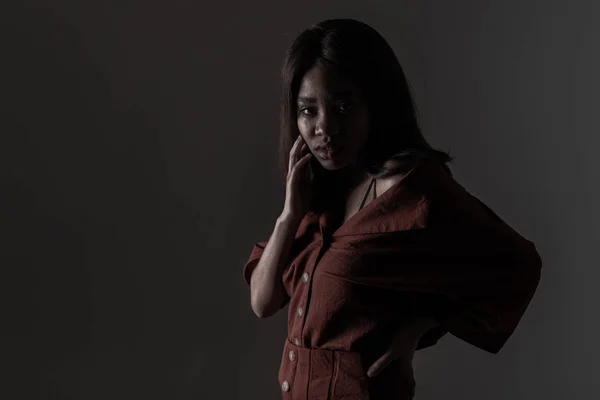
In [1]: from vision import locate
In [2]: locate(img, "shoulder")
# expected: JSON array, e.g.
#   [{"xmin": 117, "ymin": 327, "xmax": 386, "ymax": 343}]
[
  {"xmin": 409, "ymin": 163, "xmax": 511, "ymax": 235},
  {"xmin": 381, "ymin": 161, "xmax": 455, "ymax": 229},
  {"xmin": 378, "ymin": 172, "xmax": 406, "ymax": 192}
]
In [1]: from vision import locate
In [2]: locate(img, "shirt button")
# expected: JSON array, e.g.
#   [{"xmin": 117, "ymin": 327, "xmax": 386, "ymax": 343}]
[
  {"xmin": 289, "ymin": 350, "xmax": 296, "ymax": 361},
  {"xmin": 282, "ymin": 380, "xmax": 290, "ymax": 392},
  {"xmin": 293, "ymin": 338, "xmax": 301, "ymax": 346},
  {"xmin": 301, "ymin": 272, "xmax": 309, "ymax": 284},
  {"xmin": 297, "ymin": 307, "xmax": 303, "ymax": 317}
]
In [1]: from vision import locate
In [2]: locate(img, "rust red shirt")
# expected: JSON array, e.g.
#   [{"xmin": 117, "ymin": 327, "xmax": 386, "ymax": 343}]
[{"xmin": 243, "ymin": 161, "xmax": 542, "ymax": 399}]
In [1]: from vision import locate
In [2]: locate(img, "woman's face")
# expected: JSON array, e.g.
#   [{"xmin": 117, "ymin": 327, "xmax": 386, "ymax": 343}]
[{"xmin": 296, "ymin": 65, "xmax": 370, "ymax": 171}]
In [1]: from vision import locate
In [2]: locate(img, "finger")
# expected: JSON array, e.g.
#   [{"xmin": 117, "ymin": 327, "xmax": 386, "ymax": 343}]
[
  {"xmin": 288, "ymin": 136, "xmax": 303, "ymax": 172},
  {"xmin": 403, "ymin": 357, "xmax": 415, "ymax": 378},
  {"xmin": 298, "ymin": 152, "xmax": 312, "ymax": 165},
  {"xmin": 296, "ymin": 143, "xmax": 309, "ymax": 162},
  {"xmin": 291, "ymin": 153, "xmax": 312, "ymax": 175},
  {"xmin": 292, "ymin": 137, "xmax": 308, "ymax": 169},
  {"xmin": 294, "ymin": 136, "xmax": 306, "ymax": 158},
  {"xmin": 367, "ymin": 351, "xmax": 394, "ymax": 378},
  {"xmin": 403, "ymin": 362, "xmax": 415, "ymax": 381}
]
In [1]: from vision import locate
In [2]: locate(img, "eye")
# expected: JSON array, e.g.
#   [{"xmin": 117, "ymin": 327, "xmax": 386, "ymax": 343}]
[
  {"xmin": 298, "ymin": 107, "xmax": 315, "ymax": 116},
  {"xmin": 338, "ymin": 103, "xmax": 354, "ymax": 114}
]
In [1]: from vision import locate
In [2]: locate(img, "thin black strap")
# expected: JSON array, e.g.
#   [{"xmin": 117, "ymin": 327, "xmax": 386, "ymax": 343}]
[
  {"xmin": 358, "ymin": 177, "xmax": 376, "ymax": 210},
  {"xmin": 373, "ymin": 178, "xmax": 377, "ymax": 198}
]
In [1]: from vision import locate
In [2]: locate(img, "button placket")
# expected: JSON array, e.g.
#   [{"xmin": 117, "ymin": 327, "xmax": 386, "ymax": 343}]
[
  {"xmin": 282, "ymin": 342, "xmax": 297, "ymax": 394},
  {"xmin": 298, "ymin": 237, "xmax": 329, "ymax": 345}
]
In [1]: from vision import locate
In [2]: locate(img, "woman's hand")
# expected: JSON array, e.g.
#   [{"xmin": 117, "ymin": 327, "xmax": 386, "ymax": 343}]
[
  {"xmin": 281, "ymin": 135, "xmax": 314, "ymax": 223},
  {"xmin": 366, "ymin": 316, "xmax": 439, "ymax": 379}
]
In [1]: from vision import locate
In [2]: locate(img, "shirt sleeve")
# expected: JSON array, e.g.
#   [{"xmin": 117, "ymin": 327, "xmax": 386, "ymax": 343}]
[
  {"xmin": 243, "ymin": 240, "xmax": 293, "ymax": 308},
  {"xmin": 242, "ymin": 235, "xmax": 312, "ymax": 309},
  {"xmin": 416, "ymin": 325, "xmax": 449, "ymax": 351},
  {"xmin": 410, "ymin": 292, "xmax": 450, "ymax": 351},
  {"xmin": 243, "ymin": 240, "xmax": 268, "ymax": 286},
  {"xmin": 430, "ymin": 236, "xmax": 541, "ymax": 354},
  {"xmin": 391, "ymin": 226, "xmax": 542, "ymax": 354},
  {"xmin": 242, "ymin": 214, "xmax": 315, "ymax": 289},
  {"xmin": 356, "ymin": 201, "xmax": 542, "ymax": 354},
  {"xmin": 415, "ymin": 164, "xmax": 542, "ymax": 354}
]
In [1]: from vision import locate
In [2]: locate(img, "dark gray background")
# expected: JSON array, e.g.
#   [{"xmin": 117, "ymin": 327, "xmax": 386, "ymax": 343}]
[{"xmin": 1, "ymin": 1, "xmax": 597, "ymax": 399}]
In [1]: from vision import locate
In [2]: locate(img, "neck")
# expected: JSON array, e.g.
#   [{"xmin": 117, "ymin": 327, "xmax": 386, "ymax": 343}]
[{"xmin": 334, "ymin": 163, "xmax": 372, "ymax": 190}]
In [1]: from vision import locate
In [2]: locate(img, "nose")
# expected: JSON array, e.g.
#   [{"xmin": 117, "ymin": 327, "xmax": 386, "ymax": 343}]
[{"xmin": 315, "ymin": 111, "xmax": 340, "ymax": 137}]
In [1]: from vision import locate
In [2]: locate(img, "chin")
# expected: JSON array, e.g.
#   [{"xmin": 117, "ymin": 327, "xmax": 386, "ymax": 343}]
[
  {"xmin": 323, "ymin": 164, "xmax": 348, "ymax": 171},
  {"xmin": 313, "ymin": 148, "xmax": 358, "ymax": 171},
  {"xmin": 317, "ymin": 157, "xmax": 352, "ymax": 171}
]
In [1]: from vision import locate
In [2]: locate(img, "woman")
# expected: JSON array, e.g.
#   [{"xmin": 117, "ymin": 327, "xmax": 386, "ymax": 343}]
[{"xmin": 243, "ymin": 18, "xmax": 542, "ymax": 399}]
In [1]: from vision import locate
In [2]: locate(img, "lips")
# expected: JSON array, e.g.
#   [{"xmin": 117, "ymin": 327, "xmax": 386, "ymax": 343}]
[
  {"xmin": 315, "ymin": 142, "xmax": 343, "ymax": 151},
  {"xmin": 315, "ymin": 144, "xmax": 343, "ymax": 160}
]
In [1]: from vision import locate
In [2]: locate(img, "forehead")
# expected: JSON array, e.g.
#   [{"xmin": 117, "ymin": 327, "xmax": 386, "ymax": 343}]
[{"xmin": 297, "ymin": 66, "xmax": 359, "ymax": 100}]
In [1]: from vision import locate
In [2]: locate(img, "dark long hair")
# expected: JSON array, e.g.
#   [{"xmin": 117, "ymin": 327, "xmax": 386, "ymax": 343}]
[{"xmin": 279, "ymin": 19, "xmax": 453, "ymax": 207}]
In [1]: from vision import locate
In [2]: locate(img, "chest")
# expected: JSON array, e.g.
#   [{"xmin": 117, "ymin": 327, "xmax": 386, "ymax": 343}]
[
  {"xmin": 341, "ymin": 189, "xmax": 374, "ymax": 224},
  {"xmin": 340, "ymin": 177, "xmax": 397, "ymax": 225}
]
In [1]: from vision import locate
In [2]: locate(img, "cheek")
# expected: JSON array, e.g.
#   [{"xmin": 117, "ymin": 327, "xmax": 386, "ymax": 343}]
[
  {"xmin": 358, "ymin": 115, "xmax": 371, "ymax": 142},
  {"xmin": 297, "ymin": 118, "xmax": 309, "ymax": 134},
  {"xmin": 348, "ymin": 115, "xmax": 370, "ymax": 142},
  {"xmin": 358, "ymin": 111, "xmax": 370, "ymax": 132},
  {"xmin": 296, "ymin": 121, "xmax": 313, "ymax": 145}
]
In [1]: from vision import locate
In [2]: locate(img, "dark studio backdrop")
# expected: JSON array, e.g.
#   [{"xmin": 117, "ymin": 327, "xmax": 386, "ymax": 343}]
[{"xmin": 1, "ymin": 1, "xmax": 598, "ymax": 399}]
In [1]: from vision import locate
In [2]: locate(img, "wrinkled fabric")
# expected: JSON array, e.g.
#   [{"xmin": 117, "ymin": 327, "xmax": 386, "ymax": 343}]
[{"xmin": 243, "ymin": 161, "xmax": 542, "ymax": 399}]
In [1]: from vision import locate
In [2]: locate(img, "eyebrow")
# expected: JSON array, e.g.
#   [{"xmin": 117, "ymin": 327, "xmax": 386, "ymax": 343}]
[{"xmin": 297, "ymin": 91, "xmax": 357, "ymax": 103}]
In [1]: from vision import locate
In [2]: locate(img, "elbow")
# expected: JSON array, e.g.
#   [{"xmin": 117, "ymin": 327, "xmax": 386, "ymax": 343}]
[
  {"xmin": 250, "ymin": 293, "xmax": 270, "ymax": 319},
  {"xmin": 250, "ymin": 292, "xmax": 282, "ymax": 319},
  {"xmin": 251, "ymin": 301, "xmax": 275, "ymax": 319},
  {"xmin": 253, "ymin": 309, "xmax": 270, "ymax": 319},
  {"xmin": 251, "ymin": 305, "xmax": 264, "ymax": 318},
  {"xmin": 250, "ymin": 298, "xmax": 265, "ymax": 318}
]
